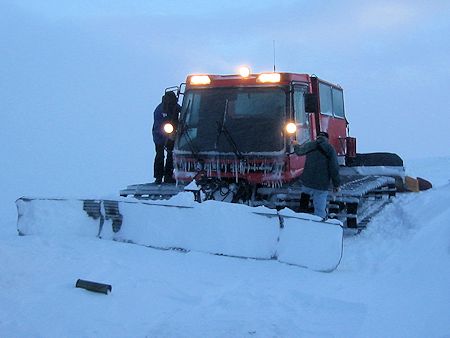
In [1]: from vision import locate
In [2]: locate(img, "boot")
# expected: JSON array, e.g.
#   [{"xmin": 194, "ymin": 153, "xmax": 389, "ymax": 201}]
[{"xmin": 164, "ymin": 176, "xmax": 176, "ymax": 184}]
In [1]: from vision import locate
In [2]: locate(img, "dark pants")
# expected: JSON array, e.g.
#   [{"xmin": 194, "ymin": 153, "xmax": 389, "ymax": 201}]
[{"xmin": 154, "ymin": 140, "xmax": 174, "ymax": 180}]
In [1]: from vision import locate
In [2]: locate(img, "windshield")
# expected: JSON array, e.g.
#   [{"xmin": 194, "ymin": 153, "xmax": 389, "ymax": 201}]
[{"xmin": 177, "ymin": 87, "xmax": 286, "ymax": 153}]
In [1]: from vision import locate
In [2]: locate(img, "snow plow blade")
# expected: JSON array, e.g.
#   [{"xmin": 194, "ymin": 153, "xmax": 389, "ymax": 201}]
[{"xmin": 16, "ymin": 196, "xmax": 343, "ymax": 272}]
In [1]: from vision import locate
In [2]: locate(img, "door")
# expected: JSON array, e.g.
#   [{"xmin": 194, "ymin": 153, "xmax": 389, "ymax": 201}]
[
  {"xmin": 287, "ymin": 86, "xmax": 311, "ymax": 178},
  {"xmin": 293, "ymin": 86, "xmax": 312, "ymax": 145}
]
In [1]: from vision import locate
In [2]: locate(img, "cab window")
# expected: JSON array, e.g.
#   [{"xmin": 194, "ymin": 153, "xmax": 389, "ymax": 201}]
[
  {"xmin": 332, "ymin": 88, "xmax": 345, "ymax": 118},
  {"xmin": 319, "ymin": 83, "xmax": 333, "ymax": 116},
  {"xmin": 319, "ymin": 82, "xmax": 345, "ymax": 118},
  {"xmin": 293, "ymin": 88, "xmax": 311, "ymax": 144}
]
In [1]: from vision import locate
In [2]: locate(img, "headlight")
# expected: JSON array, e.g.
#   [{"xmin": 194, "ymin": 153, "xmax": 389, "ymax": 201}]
[
  {"xmin": 164, "ymin": 123, "xmax": 174, "ymax": 134},
  {"xmin": 285, "ymin": 122, "xmax": 297, "ymax": 134}
]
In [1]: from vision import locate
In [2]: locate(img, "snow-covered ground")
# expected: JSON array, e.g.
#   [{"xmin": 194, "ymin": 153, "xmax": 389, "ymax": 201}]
[{"xmin": 1, "ymin": 157, "xmax": 450, "ymax": 337}]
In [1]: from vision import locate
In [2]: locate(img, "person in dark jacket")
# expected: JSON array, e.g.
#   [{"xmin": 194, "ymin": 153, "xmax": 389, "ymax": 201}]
[
  {"xmin": 293, "ymin": 131, "xmax": 340, "ymax": 219},
  {"xmin": 152, "ymin": 91, "xmax": 181, "ymax": 184}
]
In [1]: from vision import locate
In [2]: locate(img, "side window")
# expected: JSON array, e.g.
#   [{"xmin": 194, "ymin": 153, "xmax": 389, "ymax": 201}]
[
  {"xmin": 332, "ymin": 88, "xmax": 345, "ymax": 118},
  {"xmin": 293, "ymin": 88, "xmax": 311, "ymax": 144},
  {"xmin": 319, "ymin": 83, "xmax": 333, "ymax": 116}
]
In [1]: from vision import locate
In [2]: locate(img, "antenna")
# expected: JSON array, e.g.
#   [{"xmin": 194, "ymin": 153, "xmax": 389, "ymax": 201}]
[{"xmin": 273, "ymin": 40, "xmax": 276, "ymax": 72}]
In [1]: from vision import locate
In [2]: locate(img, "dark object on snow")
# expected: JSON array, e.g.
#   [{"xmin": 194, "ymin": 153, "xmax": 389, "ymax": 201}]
[{"xmin": 75, "ymin": 279, "xmax": 112, "ymax": 294}]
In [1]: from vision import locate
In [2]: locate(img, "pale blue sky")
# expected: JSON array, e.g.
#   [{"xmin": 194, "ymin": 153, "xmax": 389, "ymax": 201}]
[
  {"xmin": 1, "ymin": 0, "xmax": 450, "ymax": 203},
  {"xmin": 12, "ymin": 0, "xmax": 305, "ymax": 17}
]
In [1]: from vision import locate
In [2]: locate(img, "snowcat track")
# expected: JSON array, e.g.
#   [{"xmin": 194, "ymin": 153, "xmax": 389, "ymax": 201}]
[{"xmin": 257, "ymin": 175, "xmax": 396, "ymax": 228}]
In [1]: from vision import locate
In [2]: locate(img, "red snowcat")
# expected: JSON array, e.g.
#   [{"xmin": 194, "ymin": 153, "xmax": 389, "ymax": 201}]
[
  {"xmin": 121, "ymin": 70, "xmax": 407, "ymax": 228},
  {"xmin": 16, "ymin": 69, "xmax": 429, "ymax": 272}
]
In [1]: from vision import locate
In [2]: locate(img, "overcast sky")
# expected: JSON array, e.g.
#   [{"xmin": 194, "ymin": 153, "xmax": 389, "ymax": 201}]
[{"xmin": 1, "ymin": 0, "xmax": 450, "ymax": 204}]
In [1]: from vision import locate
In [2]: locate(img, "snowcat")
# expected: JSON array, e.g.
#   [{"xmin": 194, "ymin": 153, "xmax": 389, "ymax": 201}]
[
  {"xmin": 16, "ymin": 68, "xmax": 430, "ymax": 272},
  {"xmin": 121, "ymin": 69, "xmax": 407, "ymax": 227}
]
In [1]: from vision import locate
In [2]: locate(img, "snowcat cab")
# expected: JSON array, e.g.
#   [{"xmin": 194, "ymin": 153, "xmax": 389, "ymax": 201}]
[{"xmin": 172, "ymin": 73, "xmax": 349, "ymax": 202}]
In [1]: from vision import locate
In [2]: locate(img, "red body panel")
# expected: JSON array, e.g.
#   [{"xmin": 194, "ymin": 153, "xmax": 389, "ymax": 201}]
[{"xmin": 319, "ymin": 115, "xmax": 347, "ymax": 155}]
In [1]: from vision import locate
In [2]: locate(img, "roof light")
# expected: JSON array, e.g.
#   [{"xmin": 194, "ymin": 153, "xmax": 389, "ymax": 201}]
[
  {"xmin": 257, "ymin": 73, "xmax": 281, "ymax": 83},
  {"xmin": 190, "ymin": 75, "xmax": 211, "ymax": 85},
  {"xmin": 239, "ymin": 66, "xmax": 251, "ymax": 78},
  {"xmin": 285, "ymin": 122, "xmax": 297, "ymax": 134}
]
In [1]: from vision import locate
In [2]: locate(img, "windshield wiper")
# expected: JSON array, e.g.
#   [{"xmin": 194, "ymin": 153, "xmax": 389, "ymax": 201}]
[{"xmin": 215, "ymin": 99, "xmax": 243, "ymax": 160}]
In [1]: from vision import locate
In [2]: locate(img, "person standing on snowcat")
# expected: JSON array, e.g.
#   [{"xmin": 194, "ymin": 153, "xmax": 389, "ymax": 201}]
[
  {"xmin": 152, "ymin": 91, "xmax": 181, "ymax": 184},
  {"xmin": 293, "ymin": 131, "xmax": 340, "ymax": 220}
]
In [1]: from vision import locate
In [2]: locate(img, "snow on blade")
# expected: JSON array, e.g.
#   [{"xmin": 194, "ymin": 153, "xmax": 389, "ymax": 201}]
[
  {"xmin": 16, "ymin": 198, "xmax": 99, "ymax": 238},
  {"xmin": 16, "ymin": 197, "xmax": 344, "ymax": 271},
  {"xmin": 101, "ymin": 201, "xmax": 280, "ymax": 259},
  {"xmin": 277, "ymin": 215, "xmax": 343, "ymax": 272}
]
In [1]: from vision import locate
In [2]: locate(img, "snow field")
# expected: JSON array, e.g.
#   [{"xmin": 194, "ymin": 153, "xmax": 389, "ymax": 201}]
[{"xmin": 1, "ymin": 158, "xmax": 450, "ymax": 337}]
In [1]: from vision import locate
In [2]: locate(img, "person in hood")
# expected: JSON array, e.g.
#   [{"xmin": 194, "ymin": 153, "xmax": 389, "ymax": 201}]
[
  {"xmin": 152, "ymin": 91, "xmax": 181, "ymax": 184},
  {"xmin": 293, "ymin": 131, "xmax": 340, "ymax": 219}
]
